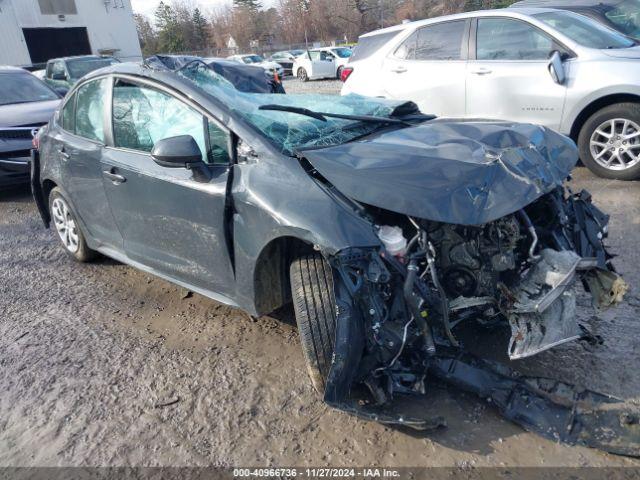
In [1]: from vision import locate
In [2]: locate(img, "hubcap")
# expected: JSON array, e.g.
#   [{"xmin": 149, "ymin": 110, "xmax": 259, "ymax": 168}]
[
  {"xmin": 590, "ymin": 118, "xmax": 640, "ymax": 171},
  {"xmin": 52, "ymin": 197, "xmax": 79, "ymax": 253}
]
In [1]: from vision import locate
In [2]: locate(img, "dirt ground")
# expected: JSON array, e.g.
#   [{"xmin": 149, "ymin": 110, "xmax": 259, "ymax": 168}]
[{"xmin": 1, "ymin": 78, "xmax": 640, "ymax": 468}]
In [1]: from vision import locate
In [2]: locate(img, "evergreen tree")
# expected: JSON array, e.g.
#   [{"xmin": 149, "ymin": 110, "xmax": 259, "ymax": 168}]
[
  {"xmin": 233, "ymin": 0, "xmax": 262, "ymax": 12},
  {"xmin": 155, "ymin": 1, "xmax": 185, "ymax": 53},
  {"xmin": 192, "ymin": 7, "xmax": 209, "ymax": 50}
]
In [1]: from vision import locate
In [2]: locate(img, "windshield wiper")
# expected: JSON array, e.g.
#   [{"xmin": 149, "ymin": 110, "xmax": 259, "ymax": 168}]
[{"xmin": 258, "ymin": 104, "xmax": 414, "ymax": 126}]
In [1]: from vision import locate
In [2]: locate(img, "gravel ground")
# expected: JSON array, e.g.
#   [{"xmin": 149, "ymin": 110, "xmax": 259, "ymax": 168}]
[{"xmin": 1, "ymin": 77, "xmax": 640, "ymax": 468}]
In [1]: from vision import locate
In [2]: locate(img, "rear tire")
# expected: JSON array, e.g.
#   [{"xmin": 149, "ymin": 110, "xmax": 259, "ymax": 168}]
[
  {"xmin": 49, "ymin": 187, "xmax": 96, "ymax": 262},
  {"xmin": 297, "ymin": 67, "xmax": 308, "ymax": 82},
  {"xmin": 578, "ymin": 102, "xmax": 640, "ymax": 180},
  {"xmin": 290, "ymin": 253, "xmax": 336, "ymax": 394}
]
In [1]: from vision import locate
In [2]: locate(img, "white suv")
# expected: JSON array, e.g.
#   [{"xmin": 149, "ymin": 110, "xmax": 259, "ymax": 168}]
[{"xmin": 342, "ymin": 8, "xmax": 640, "ymax": 180}]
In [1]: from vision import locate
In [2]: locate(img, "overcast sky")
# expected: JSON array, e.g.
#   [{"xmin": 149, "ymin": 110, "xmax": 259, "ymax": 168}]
[{"xmin": 130, "ymin": 0, "xmax": 274, "ymax": 17}]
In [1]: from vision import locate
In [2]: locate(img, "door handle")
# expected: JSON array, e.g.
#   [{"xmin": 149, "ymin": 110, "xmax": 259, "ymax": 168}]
[
  {"xmin": 58, "ymin": 147, "xmax": 70, "ymax": 160},
  {"xmin": 470, "ymin": 68, "xmax": 492, "ymax": 75},
  {"xmin": 103, "ymin": 169, "xmax": 126, "ymax": 184},
  {"xmin": 391, "ymin": 67, "xmax": 407, "ymax": 73}
]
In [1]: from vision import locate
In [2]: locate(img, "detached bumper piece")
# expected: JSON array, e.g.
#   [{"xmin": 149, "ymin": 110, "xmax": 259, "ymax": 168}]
[{"xmin": 429, "ymin": 351, "xmax": 640, "ymax": 457}]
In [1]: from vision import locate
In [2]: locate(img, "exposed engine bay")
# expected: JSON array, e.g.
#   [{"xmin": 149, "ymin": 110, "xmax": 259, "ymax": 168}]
[{"xmin": 324, "ymin": 186, "xmax": 638, "ymax": 457}]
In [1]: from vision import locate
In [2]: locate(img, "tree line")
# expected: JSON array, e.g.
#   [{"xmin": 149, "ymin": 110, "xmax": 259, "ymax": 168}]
[{"xmin": 134, "ymin": 0, "xmax": 519, "ymax": 56}]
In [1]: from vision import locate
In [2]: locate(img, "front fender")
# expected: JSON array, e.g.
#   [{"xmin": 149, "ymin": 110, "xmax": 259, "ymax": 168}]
[{"xmin": 230, "ymin": 157, "xmax": 380, "ymax": 314}]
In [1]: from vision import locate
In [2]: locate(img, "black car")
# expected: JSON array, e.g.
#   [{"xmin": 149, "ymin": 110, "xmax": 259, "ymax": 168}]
[
  {"xmin": 512, "ymin": 0, "xmax": 640, "ymax": 40},
  {"xmin": 31, "ymin": 61, "xmax": 638, "ymax": 457},
  {"xmin": 1, "ymin": 67, "xmax": 61, "ymax": 188},
  {"xmin": 145, "ymin": 55, "xmax": 285, "ymax": 93}
]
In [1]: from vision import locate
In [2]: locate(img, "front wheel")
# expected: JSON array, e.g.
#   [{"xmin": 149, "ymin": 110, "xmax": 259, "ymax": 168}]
[
  {"xmin": 49, "ymin": 187, "xmax": 96, "ymax": 262},
  {"xmin": 297, "ymin": 67, "xmax": 308, "ymax": 82},
  {"xmin": 578, "ymin": 103, "xmax": 640, "ymax": 180},
  {"xmin": 290, "ymin": 253, "xmax": 336, "ymax": 394}
]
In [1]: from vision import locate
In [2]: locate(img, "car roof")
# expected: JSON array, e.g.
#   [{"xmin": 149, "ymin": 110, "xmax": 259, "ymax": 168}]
[
  {"xmin": 49, "ymin": 55, "xmax": 112, "ymax": 62},
  {"xmin": 512, "ymin": 0, "xmax": 622, "ymax": 7},
  {"xmin": 359, "ymin": 7, "xmax": 561, "ymax": 37},
  {"xmin": 0, "ymin": 66, "xmax": 28, "ymax": 74}
]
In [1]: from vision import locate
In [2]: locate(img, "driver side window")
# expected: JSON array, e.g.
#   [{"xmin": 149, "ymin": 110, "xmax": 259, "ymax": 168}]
[
  {"xmin": 477, "ymin": 18, "xmax": 557, "ymax": 61},
  {"xmin": 112, "ymin": 79, "xmax": 230, "ymax": 164}
]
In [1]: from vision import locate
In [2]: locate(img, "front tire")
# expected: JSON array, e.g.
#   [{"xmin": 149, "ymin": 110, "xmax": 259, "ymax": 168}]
[
  {"xmin": 578, "ymin": 103, "xmax": 640, "ymax": 180},
  {"xmin": 290, "ymin": 253, "xmax": 336, "ymax": 394},
  {"xmin": 297, "ymin": 67, "xmax": 308, "ymax": 82},
  {"xmin": 49, "ymin": 187, "xmax": 96, "ymax": 262}
]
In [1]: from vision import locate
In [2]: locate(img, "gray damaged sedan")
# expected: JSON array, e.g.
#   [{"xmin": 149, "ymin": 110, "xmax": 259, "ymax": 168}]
[{"xmin": 32, "ymin": 62, "xmax": 638, "ymax": 456}]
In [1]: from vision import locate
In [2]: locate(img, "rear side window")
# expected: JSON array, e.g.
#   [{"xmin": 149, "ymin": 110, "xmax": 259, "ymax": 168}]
[
  {"xmin": 396, "ymin": 21, "xmax": 467, "ymax": 60},
  {"xmin": 74, "ymin": 78, "xmax": 110, "ymax": 143},
  {"xmin": 61, "ymin": 94, "xmax": 75, "ymax": 132},
  {"xmin": 351, "ymin": 31, "xmax": 400, "ymax": 62},
  {"xmin": 477, "ymin": 18, "xmax": 556, "ymax": 60}
]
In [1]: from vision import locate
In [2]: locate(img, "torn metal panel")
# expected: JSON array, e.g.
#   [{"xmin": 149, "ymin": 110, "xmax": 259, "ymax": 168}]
[
  {"xmin": 429, "ymin": 352, "xmax": 640, "ymax": 458},
  {"xmin": 505, "ymin": 249, "xmax": 583, "ymax": 359}
]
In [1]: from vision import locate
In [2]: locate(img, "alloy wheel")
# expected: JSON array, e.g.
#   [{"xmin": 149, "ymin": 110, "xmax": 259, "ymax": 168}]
[
  {"xmin": 590, "ymin": 118, "xmax": 640, "ymax": 171},
  {"xmin": 52, "ymin": 197, "xmax": 80, "ymax": 253}
]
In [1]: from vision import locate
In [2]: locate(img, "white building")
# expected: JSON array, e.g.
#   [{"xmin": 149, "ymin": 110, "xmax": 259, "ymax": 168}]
[{"xmin": 0, "ymin": 0, "xmax": 142, "ymax": 67}]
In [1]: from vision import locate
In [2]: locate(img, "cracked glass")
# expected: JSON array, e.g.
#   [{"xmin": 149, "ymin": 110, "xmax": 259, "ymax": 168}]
[{"xmin": 177, "ymin": 63, "xmax": 407, "ymax": 155}]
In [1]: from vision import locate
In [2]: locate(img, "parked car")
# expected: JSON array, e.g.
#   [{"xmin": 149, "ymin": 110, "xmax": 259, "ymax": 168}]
[
  {"xmin": 268, "ymin": 51, "xmax": 299, "ymax": 75},
  {"xmin": 144, "ymin": 55, "xmax": 285, "ymax": 93},
  {"xmin": 0, "ymin": 67, "xmax": 60, "ymax": 188},
  {"xmin": 30, "ymin": 60, "xmax": 637, "ymax": 456},
  {"xmin": 293, "ymin": 47, "xmax": 353, "ymax": 81},
  {"xmin": 342, "ymin": 8, "xmax": 640, "ymax": 180},
  {"xmin": 512, "ymin": 0, "xmax": 640, "ymax": 40},
  {"xmin": 44, "ymin": 55, "xmax": 120, "ymax": 94},
  {"xmin": 226, "ymin": 54, "xmax": 285, "ymax": 79}
]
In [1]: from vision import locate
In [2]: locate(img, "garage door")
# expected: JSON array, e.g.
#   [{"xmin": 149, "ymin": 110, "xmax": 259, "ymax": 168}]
[{"xmin": 22, "ymin": 27, "xmax": 91, "ymax": 64}]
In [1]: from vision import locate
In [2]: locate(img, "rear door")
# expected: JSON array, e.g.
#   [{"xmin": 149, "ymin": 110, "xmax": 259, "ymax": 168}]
[
  {"xmin": 381, "ymin": 20, "xmax": 469, "ymax": 117},
  {"xmin": 53, "ymin": 77, "xmax": 123, "ymax": 249},
  {"xmin": 101, "ymin": 77, "xmax": 236, "ymax": 297},
  {"xmin": 465, "ymin": 17, "xmax": 568, "ymax": 130}
]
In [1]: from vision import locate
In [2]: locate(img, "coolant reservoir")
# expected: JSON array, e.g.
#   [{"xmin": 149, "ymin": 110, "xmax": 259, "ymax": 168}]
[{"xmin": 377, "ymin": 225, "xmax": 407, "ymax": 257}]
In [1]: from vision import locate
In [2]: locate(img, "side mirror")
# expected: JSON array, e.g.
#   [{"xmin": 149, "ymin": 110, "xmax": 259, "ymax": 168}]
[
  {"xmin": 548, "ymin": 51, "xmax": 566, "ymax": 85},
  {"xmin": 151, "ymin": 135, "xmax": 202, "ymax": 168},
  {"xmin": 52, "ymin": 72, "xmax": 67, "ymax": 81}
]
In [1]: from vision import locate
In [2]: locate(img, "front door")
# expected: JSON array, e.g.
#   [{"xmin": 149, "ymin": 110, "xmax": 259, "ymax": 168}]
[
  {"xmin": 54, "ymin": 77, "xmax": 122, "ymax": 249},
  {"xmin": 308, "ymin": 51, "xmax": 335, "ymax": 79},
  {"xmin": 101, "ymin": 78, "xmax": 236, "ymax": 297},
  {"xmin": 466, "ymin": 17, "xmax": 568, "ymax": 130},
  {"xmin": 380, "ymin": 19, "xmax": 469, "ymax": 117}
]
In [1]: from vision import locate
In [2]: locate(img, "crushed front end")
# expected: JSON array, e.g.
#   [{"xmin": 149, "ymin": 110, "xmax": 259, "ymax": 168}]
[{"xmin": 324, "ymin": 187, "xmax": 637, "ymax": 456}]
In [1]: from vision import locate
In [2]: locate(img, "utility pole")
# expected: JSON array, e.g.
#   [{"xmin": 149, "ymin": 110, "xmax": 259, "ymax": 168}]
[{"xmin": 379, "ymin": 0, "xmax": 384, "ymax": 28}]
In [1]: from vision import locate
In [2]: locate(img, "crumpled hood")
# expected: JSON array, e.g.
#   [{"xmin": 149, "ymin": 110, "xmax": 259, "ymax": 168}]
[
  {"xmin": 301, "ymin": 120, "xmax": 577, "ymax": 225},
  {"xmin": 0, "ymin": 99, "xmax": 60, "ymax": 128}
]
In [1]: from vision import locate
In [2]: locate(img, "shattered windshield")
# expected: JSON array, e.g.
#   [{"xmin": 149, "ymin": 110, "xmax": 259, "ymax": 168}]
[{"xmin": 178, "ymin": 63, "xmax": 409, "ymax": 155}]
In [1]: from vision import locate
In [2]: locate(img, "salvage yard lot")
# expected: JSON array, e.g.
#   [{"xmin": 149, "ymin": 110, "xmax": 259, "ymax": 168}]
[{"xmin": 1, "ymin": 78, "xmax": 640, "ymax": 467}]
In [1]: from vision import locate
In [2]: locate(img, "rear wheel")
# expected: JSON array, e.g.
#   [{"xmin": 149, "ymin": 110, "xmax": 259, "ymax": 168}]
[
  {"xmin": 49, "ymin": 187, "xmax": 96, "ymax": 262},
  {"xmin": 578, "ymin": 103, "xmax": 640, "ymax": 180},
  {"xmin": 290, "ymin": 253, "xmax": 336, "ymax": 394},
  {"xmin": 297, "ymin": 67, "xmax": 308, "ymax": 82}
]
